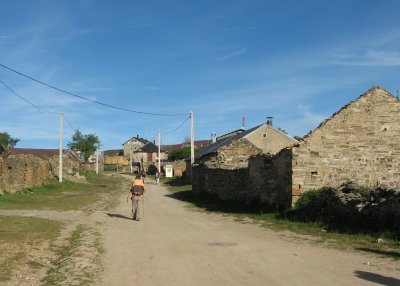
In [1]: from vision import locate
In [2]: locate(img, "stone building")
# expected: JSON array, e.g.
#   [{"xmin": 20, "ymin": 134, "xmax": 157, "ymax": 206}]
[
  {"xmin": 122, "ymin": 135, "xmax": 167, "ymax": 171},
  {"xmin": 291, "ymin": 87, "xmax": 400, "ymax": 204},
  {"xmin": 192, "ymin": 122, "xmax": 298, "ymax": 207}
]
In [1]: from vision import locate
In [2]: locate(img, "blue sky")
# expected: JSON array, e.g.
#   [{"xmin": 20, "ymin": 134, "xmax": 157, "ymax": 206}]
[{"xmin": 0, "ymin": 0, "xmax": 399, "ymax": 150}]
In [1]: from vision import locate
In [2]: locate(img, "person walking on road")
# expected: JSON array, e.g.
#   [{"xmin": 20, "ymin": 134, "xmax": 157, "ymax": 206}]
[
  {"xmin": 127, "ymin": 175, "xmax": 145, "ymax": 221},
  {"xmin": 155, "ymin": 169, "xmax": 160, "ymax": 184}
]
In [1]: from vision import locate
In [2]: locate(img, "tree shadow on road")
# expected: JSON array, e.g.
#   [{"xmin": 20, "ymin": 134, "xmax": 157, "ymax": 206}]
[
  {"xmin": 106, "ymin": 213, "xmax": 132, "ymax": 220},
  {"xmin": 354, "ymin": 270, "xmax": 400, "ymax": 286}
]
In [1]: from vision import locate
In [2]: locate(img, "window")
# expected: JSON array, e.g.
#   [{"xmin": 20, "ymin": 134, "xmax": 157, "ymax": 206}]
[{"xmin": 262, "ymin": 133, "xmax": 267, "ymax": 139}]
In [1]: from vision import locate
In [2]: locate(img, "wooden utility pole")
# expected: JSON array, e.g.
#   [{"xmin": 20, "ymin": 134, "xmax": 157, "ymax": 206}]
[
  {"xmin": 59, "ymin": 112, "xmax": 63, "ymax": 183},
  {"xmin": 96, "ymin": 148, "xmax": 99, "ymax": 174},
  {"xmin": 158, "ymin": 130, "xmax": 161, "ymax": 172},
  {"xmin": 130, "ymin": 142, "xmax": 133, "ymax": 174},
  {"xmin": 190, "ymin": 111, "xmax": 194, "ymax": 166}
]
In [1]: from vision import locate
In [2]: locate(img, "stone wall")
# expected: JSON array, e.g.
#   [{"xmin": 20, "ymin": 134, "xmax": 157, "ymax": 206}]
[
  {"xmin": 0, "ymin": 153, "xmax": 83, "ymax": 194},
  {"xmin": 104, "ymin": 155, "xmax": 129, "ymax": 165},
  {"xmin": 248, "ymin": 148, "xmax": 292, "ymax": 209},
  {"xmin": 197, "ymin": 139, "xmax": 263, "ymax": 169},
  {"xmin": 292, "ymin": 87, "xmax": 400, "ymax": 204},
  {"xmin": 192, "ymin": 164, "xmax": 248, "ymax": 200},
  {"xmin": 170, "ymin": 160, "xmax": 186, "ymax": 177},
  {"xmin": 192, "ymin": 138, "xmax": 293, "ymax": 208},
  {"xmin": 0, "ymin": 154, "xmax": 52, "ymax": 194}
]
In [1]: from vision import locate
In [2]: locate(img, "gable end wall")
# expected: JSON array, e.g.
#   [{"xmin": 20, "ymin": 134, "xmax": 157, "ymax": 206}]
[{"xmin": 292, "ymin": 88, "xmax": 400, "ymax": 204}]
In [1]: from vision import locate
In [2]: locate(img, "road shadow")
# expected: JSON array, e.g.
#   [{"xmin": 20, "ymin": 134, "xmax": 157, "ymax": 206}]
[
  {"xmin": 354, "ymin": 270, "xmax": 400, "ymax": 286},
  {"xmin": 356, "ymin": 247, "xmax": 400, "ymax": 260},
  {"xmin": 165, "ymin": 190, "xmax": 265, "ymax": 214},
  {"xmin": 106, "ymin": 213, "xmax": 132, "ymax": 220}
]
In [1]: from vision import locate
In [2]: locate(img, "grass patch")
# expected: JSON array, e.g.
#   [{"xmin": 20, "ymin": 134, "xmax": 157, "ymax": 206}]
[
  {"xmin": 0, "ymin": 216, "xmax": 63, "ymax": 282},
  {"xmin": 163, "ymin": 177, "xmax": 192, "ymax": 193},
  {"xmin": 165, "ymin": 188, "xmax": 400, "ymax": 260},
  {"xmin": 0, "ymin": 173, "xmax": 123, "ymax": 211},
  {"xmin": 42, "ymin": 225, "xmax": 86, "ymax": 285},
  {"xmin": 0, "ymin": 252, "xmax": 25, "ymax": 282},
  {"xmin": 0, "ymin": 216, "xmax": 63, "ymax": 243},
  {"xmin": 27, "ymin": 260, "xmax": 45, "ymax": 269}
]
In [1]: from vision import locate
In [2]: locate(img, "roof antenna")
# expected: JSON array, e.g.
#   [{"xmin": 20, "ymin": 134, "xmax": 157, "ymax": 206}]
[{"xmin": 241, "ymin": 114, "xmax": 246, "ymax": 130}]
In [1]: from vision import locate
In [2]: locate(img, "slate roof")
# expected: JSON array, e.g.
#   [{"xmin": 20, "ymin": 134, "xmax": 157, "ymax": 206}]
[
  {"xmin": 122, "ymin": 136, "xmax": 149, "ymax": 145},
  {"xmin": 135, "ymin": 142, "xmax": 165, "ymax": 153},
  {"xmin": 195, "ymin": 125, "xmax": 261, "ymax": 159},
  {"xmin": 11, "ymin": 148, "xmax": 66, "ymax": 156}
]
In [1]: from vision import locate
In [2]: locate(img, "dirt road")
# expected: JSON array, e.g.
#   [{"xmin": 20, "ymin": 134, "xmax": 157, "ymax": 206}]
[{"xmin": 100, "ymin": 176, "xmax": 400, "ymax": 286}]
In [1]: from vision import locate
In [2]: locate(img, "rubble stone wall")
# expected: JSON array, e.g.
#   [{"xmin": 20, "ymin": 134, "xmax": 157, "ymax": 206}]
[
  {"xmin": 0, "ymin": 154, "xmax": 53, "ymax": 194},
  {"xmin": 292, "ymin": 88, "xmax": 400, "ymax": 204},
  {"xmin": 193, "ymin": 139, "xmax": 293, "ymax": 208},
  {"xmin": 0, "ymin": 154, "xmax": 83, "ymax": 194},
  {"xmin": 248, "ymin": 148, "xmax": 292, "ymax": 209}
]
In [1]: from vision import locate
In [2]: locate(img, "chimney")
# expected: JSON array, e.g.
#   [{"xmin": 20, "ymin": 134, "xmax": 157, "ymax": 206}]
[
  {"xmin": 241, "ymin": 114, "xmax": 246, "ymax": 130},
  {"xmin": 211, "ymin": 132, "xmax": 217, "ymax": 143},
  {"xmin": 137, "ymin": 134, "xmax": 139, "ymax": 138},
  {"xmin": 266, "ymin": 117, "xmax": 273, "ymax": 126}
]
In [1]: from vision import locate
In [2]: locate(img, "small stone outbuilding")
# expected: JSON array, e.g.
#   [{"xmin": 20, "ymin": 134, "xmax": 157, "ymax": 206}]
[
  {"xmin": 192, "ymin": 123, "xmax": 298, "ymax": 207},
  {"xmin": 291, "ymin": 87, "xmax": 400, "ymax": 204}
]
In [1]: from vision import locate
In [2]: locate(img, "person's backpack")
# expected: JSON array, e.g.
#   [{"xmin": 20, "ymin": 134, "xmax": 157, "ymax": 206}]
[{"xmin": 130, "ymin": 185, "xmax": 144, "ymax": 196}]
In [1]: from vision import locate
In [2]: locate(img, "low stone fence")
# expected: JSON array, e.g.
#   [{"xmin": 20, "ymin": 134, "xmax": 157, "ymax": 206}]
[
  {"xmin": 0, "ymin": 154, "xmax": 83, "ymax": 194},
  {"xmin": 0, "ymin": 154, "xmax": 52, "ymax": 194}
]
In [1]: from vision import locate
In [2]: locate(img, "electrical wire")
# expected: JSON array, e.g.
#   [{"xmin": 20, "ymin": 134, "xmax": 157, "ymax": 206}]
[
  {"xmin": 62, "ymin": 113, "xmax": 76, "ymax": 131},
  {"xmin": 1, "ymin": 78, "xmax": 76, "ymax": 131},
  {"xmin": 0, "ymin": 79, "xmax": 58, "ymax": 114},
  {"xmin": 162, "ymin": 115, "xmax": 190, "ymax": 135},
  {"xmin": 0, "ymin": 63, "xmax": 188, "ymax": 117}
]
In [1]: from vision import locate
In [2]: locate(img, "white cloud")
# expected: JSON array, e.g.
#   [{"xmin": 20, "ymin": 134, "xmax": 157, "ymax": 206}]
[
  {"xmin": 328, "ymin": 50, "xmax": 400, "ymax": 66},
  {"xmin": 218, "ymin": 48, "xmax": 247, "ymax": 61}
]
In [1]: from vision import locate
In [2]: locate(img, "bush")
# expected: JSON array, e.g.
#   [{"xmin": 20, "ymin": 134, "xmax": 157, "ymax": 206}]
[{"xmin": 284, "ymin": 186, "xmax": 400, "ymax": 239}]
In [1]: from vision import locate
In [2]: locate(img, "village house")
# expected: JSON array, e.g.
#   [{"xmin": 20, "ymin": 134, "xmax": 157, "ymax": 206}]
[
  {"xmin": 192, "ymin": 121, "xmax": 298, "ymax": 208},
  {"xmin": 291, "ymin": 87, "xmax": 400, "ymax": 204},
  {"xmin": 122, "ymin": 135, "xmax": 168, "ymax": 171}
]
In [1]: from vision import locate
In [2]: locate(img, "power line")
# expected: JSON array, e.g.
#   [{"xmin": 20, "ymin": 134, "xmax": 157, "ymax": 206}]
[
  {"xmin": 62, "ymin": 113, "xmax": 76, "ymax": 131},
  {"xmin": 0, "ymin": 78, "xmax": 58, "ymax": 114},
  {"xmin": 163, "ymin": 115, "xmax": 190, "ymax": 135},
  {"xmin": 1, "ymin": 78, "xmax": 76, "ymax": 131},
  {"xmin": 0, "ymin": 63, "xmax": 188, "ymax": 117}
]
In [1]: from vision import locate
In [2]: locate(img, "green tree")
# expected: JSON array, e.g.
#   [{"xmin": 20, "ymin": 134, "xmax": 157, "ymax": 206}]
[
  {"xmin": 0, "ymin": 132, "xmax": 19, "ymax": 156},
  {"xmin": 168, "ymin": 146, "xmax": 192, "ymax": 161},
  {"xmin": 67, "ymin": 130, "xmax": 100, "ymax": 161}
]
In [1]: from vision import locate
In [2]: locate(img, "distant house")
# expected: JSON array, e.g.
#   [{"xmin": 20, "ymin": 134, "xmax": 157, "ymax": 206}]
[
  {"xmin": 122, "ymin": 135, "xmax": 167, "ymax": 170},
  {"xmin": 291, "ymin": 87, "xmax": 400, "ymax": 204},
  {"xmin": 192, "ymin": 121, "xmax": 298, "ymax": 207}
]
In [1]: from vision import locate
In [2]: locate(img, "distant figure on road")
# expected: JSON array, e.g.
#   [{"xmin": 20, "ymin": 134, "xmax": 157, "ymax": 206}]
[
  {"xmin": 140, "ymin": 169, "xmax": 147, "ymax": 183},
  {"xmin": 155, "ymin": 170, "xmax": 160, "ymax": 184},
  {"xmin": 127, "ymin": 175, "xmax": 145, "ymax": 221}
]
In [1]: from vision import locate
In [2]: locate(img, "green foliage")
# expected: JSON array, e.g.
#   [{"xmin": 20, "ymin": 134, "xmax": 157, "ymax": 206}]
[
  {"xmin": 0, "ymin": 132, "xmax": 19, "ymax": 156},
  {"xmin": 168, "ymin": 146, "xmax": 192, "ymax": 161},
  {"xmin": 67, "ymin": 129, "xmax": 100, "ymax": 161},
  {"xmin": 284, "ymin": 187, "xmax": 400, "ymax": 239}
]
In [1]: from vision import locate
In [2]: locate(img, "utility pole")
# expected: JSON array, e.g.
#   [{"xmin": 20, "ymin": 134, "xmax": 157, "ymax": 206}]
[
  {"xmin": 130, "ymin": 142, "xmax": 133, "ymax": 174},
  {"xmin": 190, "ymin": 111, "xmax": 194, "ymax": 166},
  {"xmin": 158, "ymin": 130, "xmax": 161, "ymax": 172},
  {"xmin": 96, "ymin": 148, "xmax": 99, "ymax": 174},
  {"xmin": 59, "ymin": 112, "xmax": 63, "ymax": 183}
]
